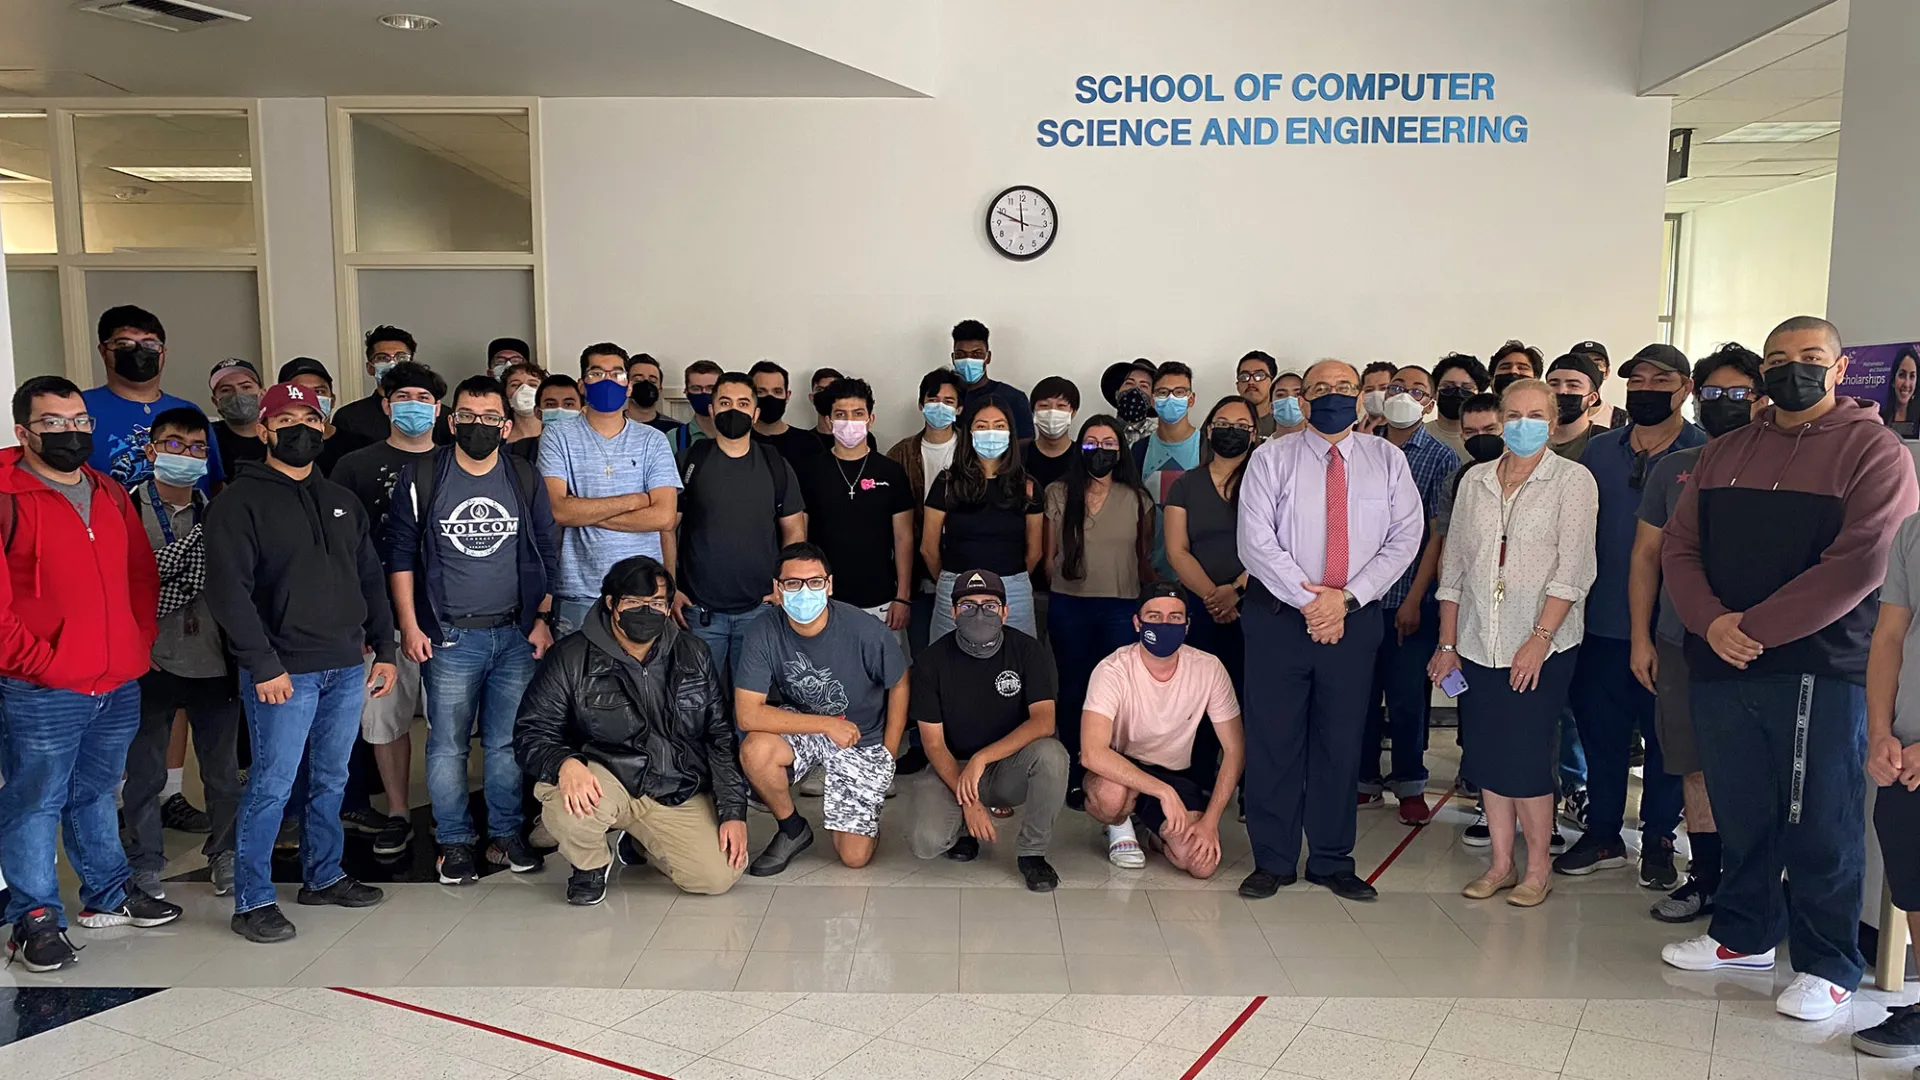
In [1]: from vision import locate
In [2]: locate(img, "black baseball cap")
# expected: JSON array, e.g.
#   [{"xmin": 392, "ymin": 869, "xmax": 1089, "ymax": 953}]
[
  {"xmin": 1619, "ymin": 343, "xmax": 1690, "ymax": 379},
  {"xmin": 952, "ymin": 569, "xmax": 1006, "ymax": 604},
  {"xmin": 1546, "ymin": 353, "xmax": 1603, "ymax": 390},
  {"xmin": 277, "ymin": 357, "xmax": 333, "ymax": 385},
  {"xmin": 208, "ymin": 357, "xmax": 260, "ymax": 393},
  {"xmin": 1101, "ymin": 359, "xmax": 1157, "ymax": 407},
  {"xmin": 1570, "ymin": 340, "xmax": 1609, "ymax": 363},
  {"xmin": 1136, "ymin": 581, "xmax": 1185, "ymax": 611}
]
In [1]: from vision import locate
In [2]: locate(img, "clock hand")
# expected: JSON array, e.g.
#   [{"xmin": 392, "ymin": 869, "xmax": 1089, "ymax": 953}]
[{"xmin": 995, "ymin": 210, "xmax": 1024, "ymax": 226}]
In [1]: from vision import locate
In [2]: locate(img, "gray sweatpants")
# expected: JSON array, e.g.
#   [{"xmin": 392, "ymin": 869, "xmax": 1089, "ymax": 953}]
[{"xmin": 908, "ymin": 738, "xmax": 1069, "ymax": 859}]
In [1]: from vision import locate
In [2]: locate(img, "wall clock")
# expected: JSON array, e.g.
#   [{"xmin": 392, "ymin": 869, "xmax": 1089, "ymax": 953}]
[{"xmin": 985, "ymin": 185, "xmax": 1058, "ymax": 260}]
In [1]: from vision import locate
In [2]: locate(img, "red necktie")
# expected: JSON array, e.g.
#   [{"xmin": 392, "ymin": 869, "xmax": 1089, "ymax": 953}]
[{"xmin": 1323, "ymin": 447, "xmax": 1349, "ymax": 590}]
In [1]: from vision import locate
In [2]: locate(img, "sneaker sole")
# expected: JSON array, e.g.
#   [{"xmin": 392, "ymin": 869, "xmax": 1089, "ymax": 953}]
[
  {"xmin": 75, "ymin": 909, "xmax": 180, "ymax": 929},
  {"xmin": 508, "ymin": 859, "xmax": 543, "ymax": 873},
  {"xmin": 1649, "ymin": 904, "xmax": 1707, "ymax": 924},
  {"xmin": 213, "ymin": 883, "xmax": 234, "ymax": 897},
  {"xmin": 1851, "ymin": 1034, "xmax": 1920, "ymax": 1057},
  {"xmin": 1779, "ymin": 994, "xmax": 1850, "ymax": 1022},
  {"xmin": 1662, "ymin": 952, "xmax": 1774, "ymax": 972},
  {"xmin": 748, "ymin": 832, "xmax": 815, "ymax": 877},
  {"xmin": 1461, "ymin": 834, "xmax": 1492, "ymax": 848},
  {"xmin": 567, "ymin": 889, "xmax": 607, "ymax": 907},
  {"xmin": 436, "ymin": 869, "xmax": 479, "ymax": 887},
  {"xmin": 296, "ymin": 891, "xmax": 384, "ymax": 908},
  {"xmin": 231, "ymin": 921, "xmax": 298, "ymax": 944},
  {"xmin": 6, "ymin": 944, "xmax": 74, "ymax": 972},
  {"xmin": 1555, "ymin": 856, "xmax": 1628, "ymax": 876},
  {"xmin": 372, "ymin": 838, "xmax": 412, "ymax": 856},
  {"xmin": 1639, "ymin": 874, "xmax": 1679, "ymax": 891}
]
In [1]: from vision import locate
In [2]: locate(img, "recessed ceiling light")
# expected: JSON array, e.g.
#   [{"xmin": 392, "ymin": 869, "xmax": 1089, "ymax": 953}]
[
  {"xmin": 107, "ymin": 165, "xmax": 252, "ymax": 182},
  {"xmin": 0, "ymin": 167, "xmax": 48, "ymax": 183},
  {"xmin": 1706, "ymin": 121, "xmax": 1842, "ymax": 144},
  {"xmin": 379, "ymin": 13, "xmax": 439, "ymax": 30}
]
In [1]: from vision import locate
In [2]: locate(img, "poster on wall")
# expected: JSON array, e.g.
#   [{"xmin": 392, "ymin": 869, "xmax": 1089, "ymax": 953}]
[{"xmin": 1842, "ymin": 341, "xmax": 1920, "ymax": 438}]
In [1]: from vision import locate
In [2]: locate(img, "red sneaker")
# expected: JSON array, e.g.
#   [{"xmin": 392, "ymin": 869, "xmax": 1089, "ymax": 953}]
[
  {"xmin": 1358, "ymin": 792, "xmax": 1384, "ymax": 808},
  {"xmin": 1398, "ymin": 793, "xmax": 1432, "ymax": 825}
]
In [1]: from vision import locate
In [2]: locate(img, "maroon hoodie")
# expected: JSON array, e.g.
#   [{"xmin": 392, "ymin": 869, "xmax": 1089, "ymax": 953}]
[{"xmin": 1663, "ymin": 396, "xmax": 1919, "ymax": 681}]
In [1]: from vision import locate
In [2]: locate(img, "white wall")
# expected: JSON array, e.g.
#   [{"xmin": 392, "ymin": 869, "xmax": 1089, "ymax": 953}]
[
  {"xmin": 258, "ymin": 98, "xmax": 339, "ymax": 366},
  {"xmin": 1638, "ymin": 0, "xmax": 1831, "ymax": 91},
  {"xmin": 1827, "ymin": 0, "xmax": 1920, "ymax": 346},
  {"xmin": 541, "ymin": 0, "xmax": 1672, "ymax": 444},
  {"xmin": 1676, "ymin": 175, "xmax": 1834, "ymax": 359}
]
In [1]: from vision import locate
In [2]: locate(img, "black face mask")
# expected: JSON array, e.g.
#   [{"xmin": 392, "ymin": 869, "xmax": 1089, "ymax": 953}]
[
  {"xmin": 1115, "ymin": 387, "xmax": 1153, "ymax": 424},
  {"xmin": 616, "ymin": 606, "xmax": 669, "ymax": 645},
  {"xmin": 1082, "ymin": 447, "xmax": 1120, "ymax": 478},
  {"xmin": 1491, "ymin": 372, "xmax": 1520, "ymax": 395},
  {"xmin": 1208, "ymin": 426, "xmax": 1252, "ymax": 459},
  {"xmin": 1763, "ymin": 361, "xmax": 1831, "ymax": 413},
  {"xmin": 1625, "ymin": 388, "xmax": 1679, "ymax": 427},
  {"xmin": 756, "ymin": 394, "xmax": 788, "ymax": 424},
  {"xmin": 110, "ymin": 342, "xmax": 162, "ymax": 383},
  {"xmin": 1554, "ymin": 394, "xmax": 1588, "ymax": 425},
  {"xmin": 630, "ymin": 380, "xmax": 660, "ymax": 409},
  {"xmin": 1698, "ymin": 397, "xmax": 1754, "ymax": 438},
  {"xmin": 35, "ymin": 431, "xmax": 93, "ymax": 473},
  {"xmin": 713, "ymin": 408, "xmax": 754, "ymax": 440},
  {"xmin": 1464, "ymin": 433, "xmax": 1505, "ymax": 463},
  {"xmin": 811, "ymin": 389, "xmax": 835, "ymax": 417},
  {"xmin": 269, "ymin": 424, "xmax": 325, "ymax": 468},
  {"xmin": 1436, "ymin": 385, "xmax": 1473, "ymax": 421},
  {"xmin": 455, "ymin": 422, "xmax": 504, "ymax": 460}
]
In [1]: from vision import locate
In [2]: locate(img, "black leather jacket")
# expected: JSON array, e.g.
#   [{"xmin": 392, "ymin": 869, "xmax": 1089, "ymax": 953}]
[{"xmin": 514, "ymin": 611, "xmax": 746, "ymax": 822}]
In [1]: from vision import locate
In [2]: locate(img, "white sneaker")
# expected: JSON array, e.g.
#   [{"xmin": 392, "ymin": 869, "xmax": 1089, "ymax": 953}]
[
  {"xmin": 1775, "ymin": 972, "xmax": 1853, "ymax": 1021},
  {"xmin": 1106, "ymin": 821, "xmax": 1146, "ymax": 869},
  {"xmin": 1660, "ymin": 933, "xmax": 1776, "ymax": 972}
]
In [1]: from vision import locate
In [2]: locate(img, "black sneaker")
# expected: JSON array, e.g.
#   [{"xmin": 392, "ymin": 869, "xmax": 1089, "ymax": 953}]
[
  {"xmin": 1650, "ymin": 877, "xmax": 1714, "ymax": 923},
  {"xmin": 1549, "ymin": 829, "xmax": 1568, "ymax": 855},
  {"xmin": 487, "ymin": 834, "xmax": 545, "ymax": 874},
  {"xmin": 161, "ymin": 793, "xmax": 212, "ymax": 834},
  {"xmin": 1017, "ymin": 855, "xmax": 1059, "ymax": 892},
  {"xmin": 437, "ymin": 843, "xmax": 480, "ymax": 886},
  {"xmin": 748, "ymin": 818, "xmax": 814, "ymax": 877},
  {"xmin": 1854, "ymin": 1003, "xmax": 1920, "ymax": 1057},
  {"xmin": 1462, "ymin": 809, "xmax": 1492, "ymax": 848},
  {"xmin": 297, "ymin": 877, "xmax": 385, "ymax": 908},
  {"xmin": 340, "ymin": 806, "xmax": 388, "ymax": 835},
  {"xmin": 7, "ymin": 907, "xmax": 78, "ymax": 972},
  {"xmin": 1553, "ymin": 832, "xmax": 1629, "ymax": 876},
  {"xmin": 1306, "ymin": 870, "xmax": 1378, "ymax": 901},
  {"xmin": 372, "ymin": 815, "xmax": 414, "ymax": 857},
  {"xmin": 610, "ymin": 832, "xmax": 647, "ymax": 867},
  {"xmin": 1065, "ymin": 787, "xmax": 1086, "ymax": 812},
  {"xmin": 946, "ymin": 836, "xmax": 980, "ymax": 862},
  {"xmin": 1237, "ymin": 869, "xmax": 1296, "ymax": 899},
  {"xmin": 231, "ymin": 904, "xmax": 298, "ymax": 944},
  {"xmin": 567, "ymin": 865, "xmax": 609, "ymax": 906},
  {"xmin": 76, "ymin": 888, "xmax": 182, "ymax": 929},
  {"xmin": 1638, "ymin": 838, "xmax": 1679, "ymax": 890}
]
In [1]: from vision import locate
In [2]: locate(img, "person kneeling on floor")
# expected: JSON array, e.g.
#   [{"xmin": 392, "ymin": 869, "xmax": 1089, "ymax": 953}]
[
  {"xmin": 1080, "ymin": 582, "xmax": 1244, "ymax": 879},
  {"xmin": 907, "ymin": 568, "xmax": 1068, "ymax": 892},
  {"xmin": 515, "ymin": 556, "xmax": 747, "ymax": 903},
  {"xmin": 738, "ymin": 542, "xmax": 910, "ymax": 875}
]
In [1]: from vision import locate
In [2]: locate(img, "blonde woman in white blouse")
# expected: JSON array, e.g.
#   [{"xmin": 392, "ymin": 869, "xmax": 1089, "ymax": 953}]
[{"xmin": 1428, "ymin": 378, "xmax": 1598, "ymax": 907}]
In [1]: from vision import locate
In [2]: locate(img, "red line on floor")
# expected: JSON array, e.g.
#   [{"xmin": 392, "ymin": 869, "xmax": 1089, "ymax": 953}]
[
  {"xmin": 1363, "ymin": 791, "xmax": 1455, "ymax": 886},
  {"xmin": 1179, "ymin": 995, "xmax": 1267, "ymax": 1080},
  {"xmin": 332, "ymin": 986, "xmax": 678, "ymax": 1080}
]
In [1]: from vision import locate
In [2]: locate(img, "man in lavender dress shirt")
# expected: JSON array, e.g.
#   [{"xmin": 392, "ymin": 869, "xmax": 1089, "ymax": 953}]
[{"xmin": 1235, "ymin": 359, "xmax": 1424, "ymax": 901}]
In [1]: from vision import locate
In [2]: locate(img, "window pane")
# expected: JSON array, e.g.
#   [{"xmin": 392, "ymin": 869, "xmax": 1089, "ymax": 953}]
[
  {"xmin": 351, "ymin": 112, "xmax": 532, "ymax": 253},
  {"xmin": 85, "ymin": 269, "xmax": 260, "ymax": 407},
  {"xmin": 356, "ymin": 268, "xmax": 534, "ymax": 386},
  {"xmin": 7, "ymin": 269, "xmax": 65, "ymax": 383},
  {"xmin": 74, "ymin": 112, "xmax": 256, "ymax": 255},
  {"xmin": 0, "ymin": 113, "xmax": 55, "ymax": 254}
]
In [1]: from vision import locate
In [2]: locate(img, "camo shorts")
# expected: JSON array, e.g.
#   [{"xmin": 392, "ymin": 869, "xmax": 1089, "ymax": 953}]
[{"xmin": 785, "ymin": 734, "xmax": 895, "ymax": 837}]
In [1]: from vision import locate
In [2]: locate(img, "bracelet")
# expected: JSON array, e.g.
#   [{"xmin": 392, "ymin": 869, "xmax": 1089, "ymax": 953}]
[
  {"xmin": 894, "ymin": 598, "xmax": 911, "ymax": 605},
  {"xmin": 1531, "ymin": 625, "xmax": 1555, "ymax": 642},
  {"xmin": 1436, "ymin": 644, "xmax": 1457, "ymax": 653}
]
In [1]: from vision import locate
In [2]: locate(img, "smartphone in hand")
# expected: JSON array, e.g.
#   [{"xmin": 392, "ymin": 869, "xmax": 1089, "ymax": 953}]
[{"xmin": 1440, "ymin": 668, "xmax": 1469, "ymax": 698}]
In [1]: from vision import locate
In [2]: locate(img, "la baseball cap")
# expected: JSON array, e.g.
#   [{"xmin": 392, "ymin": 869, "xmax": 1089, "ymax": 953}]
[
  {"xmin": 208, "ymin": 357, "xmax": 260, "ymax": 393},
  {"xmin": 1619, "ymin": 343, "xmax": 1690, "ymax": 379},
  {"xmin": 258, "ymin": 381, "xmax": 328, "ymax": 423},
  {"xmin": 952, "ymin": 569, "xmax": 1006, "ymax": 604}
]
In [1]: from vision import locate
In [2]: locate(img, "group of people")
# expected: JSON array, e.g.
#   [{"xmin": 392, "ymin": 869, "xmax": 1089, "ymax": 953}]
[{"xmin": 4, "ymin": 307, "xmax": 1920, "ymax": 1053}]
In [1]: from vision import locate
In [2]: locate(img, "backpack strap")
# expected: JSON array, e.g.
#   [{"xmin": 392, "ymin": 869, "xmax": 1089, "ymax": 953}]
[
  {"xmin": 506, "ymin": 452, "xmax": 539, "ymax": 506},
  {"xmin": 761, "ymin": 442, "xmax": 790, "ymax": 513}
]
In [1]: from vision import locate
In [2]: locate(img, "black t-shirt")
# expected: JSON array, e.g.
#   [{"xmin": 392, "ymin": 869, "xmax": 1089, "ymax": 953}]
[
  {"xmin": 329, "ymin": 441, "xmax": 435, "ymax": 564},
  {"xmin": 1022, "ymin": 443, "xmax": 1072, "ymax": 493},
  {"xmin": 212, "ymin": 421, "xmax": 267, "ymax": 473},
  {"xmin": 925, "ymin": 472, "xmax": 1039, "ymax": 577},
  {"xmin": 908, "ymin": 629, "xmax": 1057, "ymax": 759},
  {"xmin": 754, "ymin": 426, "xmax": 826, "ymax": 470},
  {"xmin": 796, "ymin": 451, "xmax": 915, "ymax": 608},
  {"xmin": 678, "ymin": 442, "xmax": 806, "ymax": 613},
  {"xmin": 332, "ymin": 393, "xmax": 389, "ymax": 446},
  {"xmin": 318, "ymin": 426, "xmax": 373, "ymax": 479}
]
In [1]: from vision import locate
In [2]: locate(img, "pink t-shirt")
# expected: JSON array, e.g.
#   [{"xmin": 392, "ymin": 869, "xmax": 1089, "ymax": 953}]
[{"xmin": 1083, "ymin": 644, "xmax": 1240, "ymax": 771}]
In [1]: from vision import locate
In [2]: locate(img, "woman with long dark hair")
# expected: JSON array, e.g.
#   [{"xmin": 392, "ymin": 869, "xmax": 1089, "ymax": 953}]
[
  {"xmin": 1165, "ymin": 396, "xmax": 1256, "ymax": 697},
  {"xmin": 1043, "ymin": 414, "xmax": 1154, "ymax": 800},
  {"xmin": 1883, "ymin": 345, "xmax": 1919, "ymax": 436},
  {"xmin": 921, "ymin": 397, "xmax": 1042, "ymax": 639}
]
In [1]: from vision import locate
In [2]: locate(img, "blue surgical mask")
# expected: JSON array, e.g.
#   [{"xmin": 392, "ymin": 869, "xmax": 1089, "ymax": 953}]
[
  {"xmin": 151, "ymin": 452, "xmax": 207, "ymax": 488},
  {"xmin": 954, "ymin": 358, "xmax": 987, "ymax": 384},
  {"xmin": 1502, "ymin": 417, "xmax": 1550, "ymax": 457},
  {"xmin": 389, "ymin": 400, "xmax": 436, "ymax": 437},
  {"xmin": 1274, "ymin": 397, "xmax": 1304, "ymax": 427},
  {"xmin": 781, "ymin": 584, "xmax": 829, "ymax": 624},
  {"xmin": 1140, "ymin": 620, "xmax": 1186, "ymax": 658},
  {"xmin": 371, "ymin": 360, "xmax": 396, "ymax": 384},
  {"xmin": 922, "ymin": 401, "xmax": 958, "ymax": 430},
  {"xmin": 971, "ymin": 429, "xmax": 1011, "ymax": 459},
  {"xmin": 1154, "ymin": 394, "xmax": 1190, "ymax": 424},
  {"xmin": 542, "ymin": 407, "xmax": 578, "ymax": 426},
  {"xmin": 314, "ymin": 394, "xmax": 334, "ymax": 421}
]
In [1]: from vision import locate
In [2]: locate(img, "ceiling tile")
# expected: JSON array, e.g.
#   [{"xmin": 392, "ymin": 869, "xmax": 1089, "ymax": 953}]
[
  {"xmin": 1703, "ymin": 67, "xmax": 1844, "ymax": 100},
  {"xmin": 1766, "ymin": 33, "xmax": 1847, "ymax": 70},
  {"xmin": 1716, "ymin": 159, "xmax": 1828, "ymax": 177},
  {"xmin": 1673, "ymin": 98, "xmax": 1806, "ymax": 123},
  {"xmin": 1783, "ymin": 1, "xmax": 1849, "ymax": 38},
  {"xmin": 1709, "ymin": 33, "xmax": 1834, "ymax": 74},
  {"xmin": 1764, "ymin": 96, "xmax": 1843, "ymax": 122}
]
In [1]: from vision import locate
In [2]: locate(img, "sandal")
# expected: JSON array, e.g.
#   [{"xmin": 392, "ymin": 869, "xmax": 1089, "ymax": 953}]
[{"xmin": 1106, "ymin": 826, "xmax": 1146, "ymax": 869}]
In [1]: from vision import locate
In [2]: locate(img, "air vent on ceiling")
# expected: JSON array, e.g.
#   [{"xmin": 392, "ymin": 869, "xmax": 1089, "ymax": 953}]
[{"xmin": 77, "ymin": 0, "xmax": 251, "ymax": 32}]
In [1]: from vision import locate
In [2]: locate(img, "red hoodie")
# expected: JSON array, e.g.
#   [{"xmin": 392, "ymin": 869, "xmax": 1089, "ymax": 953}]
[{"xmin": 0, "ymin": 447, "xmax": 159, "ymax": 694}]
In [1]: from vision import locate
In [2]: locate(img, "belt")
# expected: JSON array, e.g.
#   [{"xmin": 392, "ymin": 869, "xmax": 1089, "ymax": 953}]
[{"xmin": 450, "ymin": 612, "xmax": 518, "ymax": 630}]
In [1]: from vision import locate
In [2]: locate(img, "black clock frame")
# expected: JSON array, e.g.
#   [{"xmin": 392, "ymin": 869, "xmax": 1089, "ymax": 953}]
[{"xmin": 984, "ymin": 185, "xmax": 1058, "ymax": 261}]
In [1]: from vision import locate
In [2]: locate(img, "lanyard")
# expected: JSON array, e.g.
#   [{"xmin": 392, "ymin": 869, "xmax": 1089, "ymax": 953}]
[{"xmin": 146, "ymin": 481, "xmax": 198, "ymax": 545}]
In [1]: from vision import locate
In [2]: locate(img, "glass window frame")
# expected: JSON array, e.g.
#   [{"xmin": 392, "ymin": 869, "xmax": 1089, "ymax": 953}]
[{"xmin": 1659, "ymin": 212, "xmax": 1683, "ymax": 346}]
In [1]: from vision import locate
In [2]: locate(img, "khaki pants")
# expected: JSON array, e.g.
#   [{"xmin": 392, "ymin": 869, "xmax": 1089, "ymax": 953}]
[{"xmin": 535, "ymin": 761, "xmax": 742, "ymax": 895}]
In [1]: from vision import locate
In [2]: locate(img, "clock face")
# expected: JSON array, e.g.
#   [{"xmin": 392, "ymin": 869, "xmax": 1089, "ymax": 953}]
[{"xmin": 986, "ymin": 185, "xmax": 1057, "ymax": 260}]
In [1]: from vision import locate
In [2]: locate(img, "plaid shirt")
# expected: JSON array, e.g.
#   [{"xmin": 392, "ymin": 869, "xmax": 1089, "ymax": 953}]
[{"xmin": 1383, "ymin": 424, "xmax": 1462, "ymax": 609}]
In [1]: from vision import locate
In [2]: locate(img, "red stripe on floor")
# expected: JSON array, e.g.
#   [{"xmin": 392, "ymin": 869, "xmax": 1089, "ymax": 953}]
[
  {"xmin": 332, "ymin": 986, "xmax": 678, "ymax": 1080},
  {"xmin": 1363, "ymin": 791, "xmax": 1454, "ymax": 886},
  {"xmin": 1179, "ymin": 995, "xmax": 1267, "ymax": 1080}
]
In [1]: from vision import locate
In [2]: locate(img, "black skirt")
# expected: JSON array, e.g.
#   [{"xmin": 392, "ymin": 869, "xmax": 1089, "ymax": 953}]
[{"xmin": 1459, "ymin": 647, "xmax": 1580, "ymax": 800}]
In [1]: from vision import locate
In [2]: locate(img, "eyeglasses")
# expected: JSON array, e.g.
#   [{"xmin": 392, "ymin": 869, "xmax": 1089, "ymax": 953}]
[
  {"xmin": 30, "ymin": 415, "xmax": 95, "ymax": 433},
  {"xmin": 1697, "ymin": 386, "xmax": 1761, "ymax": 402},
  {"xmin": 1387, "ymin": 385, "xmax": 1431, "ymax": 402},
  {"xmin": 153, "ymin": 437, "xmax": 209, "ymax": 459},
  {"xmin": 776, "ymin": 576, "xmax": 829, "ymax": 593},
  {"xmin": 956, "ymin": 600, "xmax": 1004, "ymax": 616},
  {"xmin": 1304, "ymin": 382, "xmax": 1360, "ymax": 399},
  {"xmin": 1080, "ymin": 438, "xmax": 1122, "ymax": 451},
  {"xmin": 1141, "ymin": 611, "xmax": 1189, "ymax": 625},
  {"xmin": 452, "ymin": 410, "xmax": 508, "ymax": 426},
  {"xmin": 104, "ymin": 338, "xmax": 159, "ymax": 352},
  {"xmin": 1209, "ymin": 420, "xmax": 1256, "ymax": 433},
  {"xmin": 1152, "ymin": 388, "xmax": 1193, "ymax": 402},
  {"xmin": 1235, "ymin": 370, "xmax": 1272, "ymax": 384},
  {"xmin": 617, "ymin": 598, "xmax": 671, "ymax": 615},
  {"xmin": 370, "ymin": 351, "xmax": 412, "ymax": 364},
  {"xmin": 582, "ymin": 368, "xmax": 629, "ymax": 384}
]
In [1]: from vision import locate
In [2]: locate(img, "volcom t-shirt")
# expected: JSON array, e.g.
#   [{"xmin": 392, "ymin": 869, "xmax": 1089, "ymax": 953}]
[
  {"xmin": 432, "ymin": 458, "xmax": 524, "ymax": 620},
  {"xmin": 735, "ymin": 601, "xmax": 907, "ymax": 746},
  {"xmin": 908, "ymin": 628, "xmax": 1056, "ymax": 759}
]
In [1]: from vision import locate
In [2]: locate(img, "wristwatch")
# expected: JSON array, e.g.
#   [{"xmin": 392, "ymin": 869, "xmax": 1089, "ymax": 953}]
[{"xmin": 1342, "ymin": 589, "xmax": 1359, "ymax": 614}]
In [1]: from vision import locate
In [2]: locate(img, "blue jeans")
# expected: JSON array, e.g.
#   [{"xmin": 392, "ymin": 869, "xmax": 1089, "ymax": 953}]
[
  {"xmin": 0, "ymin": 678, "xmax": 140, "ymax": 927},
  {"xmin": 1046, "ymin": 592, "xmax": 1140, "ymax": 787},
  {"xmin": 423, "ymin": 625, "xmax": 536, "ymax": 846},
  {"xmin": 687, "ymin": 604, "xmax": 766, "ymax": 683},
  {"xmin": 234, "ymin": 666, "xmax": 364, "ymax": 914},
  {"xmin": 1570, "ymin": 635, "xmax": 1681, "ymax": 846},
  {"xmin": 1559, "ymin": 708, "xmax": 1587, "ymax": 795},
  {"xmin": 932, "ymin": 571, "xmax": 1035, "ymax": 641},
  {"xmin": 1361, "ymin": 601, "xmax": 1435, "ymax": 797}
]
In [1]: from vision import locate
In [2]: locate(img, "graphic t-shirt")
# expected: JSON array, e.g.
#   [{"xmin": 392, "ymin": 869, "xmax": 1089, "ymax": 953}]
[
  {"xmin": 539, "ymin": 415, "xmax": 681, "ymax": 600},
  {"xmin": 329, "ymin": 442, "xmax": 435, "ymax": 564},
  {"xmin": 1085, "ymin": 643, "xmax": 1241, "ymax": 771},
  {"xmin": 735, "ymin": 601, "xmax": 908, "ymax": 746},
  {"xmin": 1137, "ymin": 428, "xmax": 1202, "ymax": 578},
  {"xmin": 908, "ymin": 629, "xmax": 1057, "ymax": 759},
  {"xmin": 432, "ymin": 458, "xmax": 524, "ymax": 620},
  {"xmin": 678, "ymin": 443, "xmax": 806, "ymax": 614},
  {"xmin": 81, "ymin": 386, "xmax": 225, "ymax": 491},
  {"xmin": 796, "ymin": 451, "xmax": 914, "ymax": 608}
]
